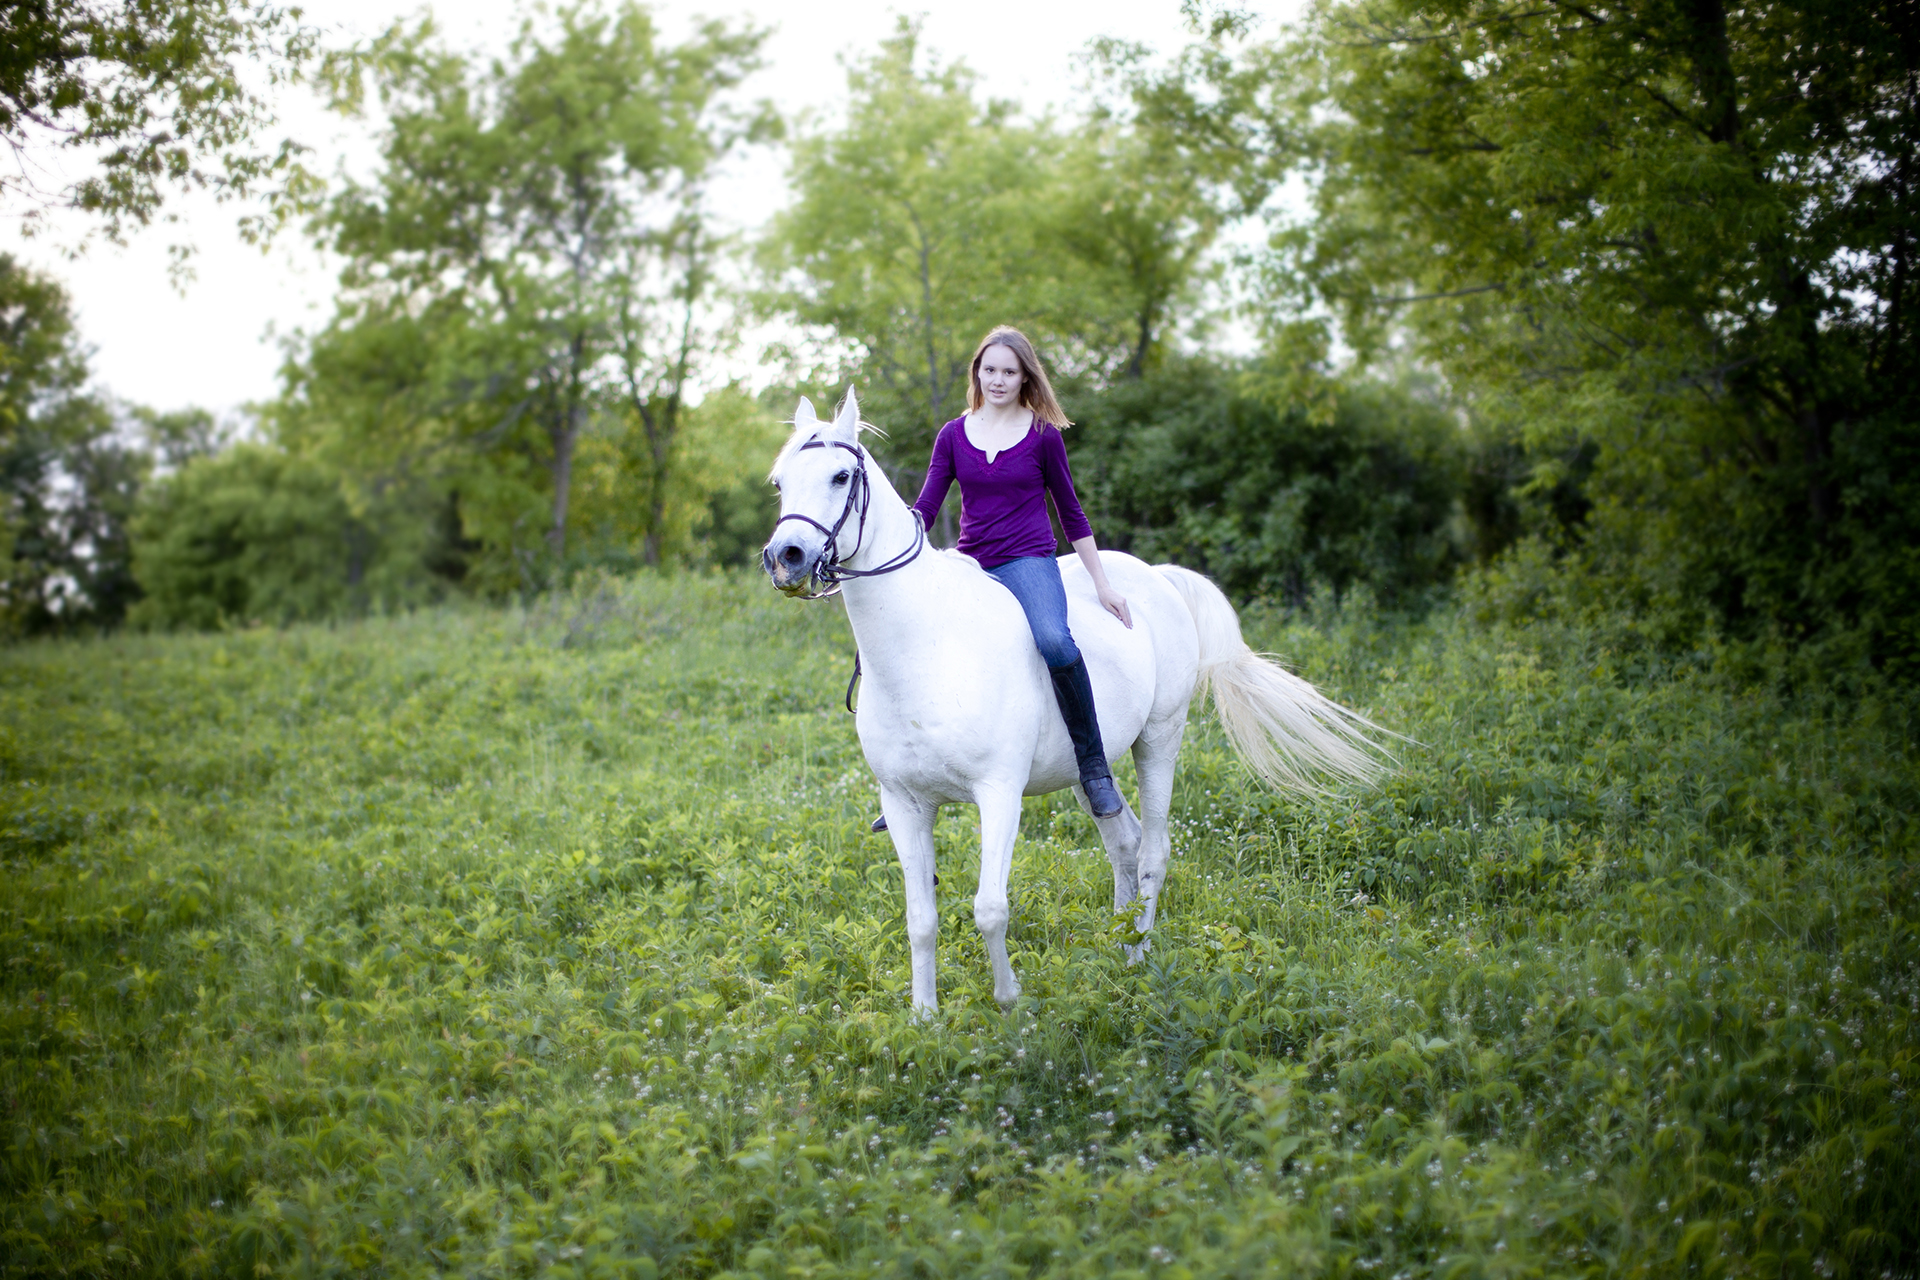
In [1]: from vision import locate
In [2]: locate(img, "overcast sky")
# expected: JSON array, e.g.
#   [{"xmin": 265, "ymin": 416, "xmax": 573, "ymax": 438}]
[{"xmin": 7, "ymin": 1, "xmax": 1295, "ymax": 419}]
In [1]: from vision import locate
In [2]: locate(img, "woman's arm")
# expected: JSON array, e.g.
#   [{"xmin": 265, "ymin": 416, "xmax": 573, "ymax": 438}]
[
  {"xmin": 1039, "ymin": 429, "xmax": 1131, "ymax": 628},
  {"xmin": 1071, "ymin": 536, "xmax": 1133, "ymax": 629},
  {"xmin": 910, "ymin": 426, "xmax": 956, "ymax": 531}
]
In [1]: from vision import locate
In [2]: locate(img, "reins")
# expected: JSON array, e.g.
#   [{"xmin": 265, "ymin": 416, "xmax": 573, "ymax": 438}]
[{"xmin": 764, "ymin": 438, "xmax": 926, "ymax": 602}]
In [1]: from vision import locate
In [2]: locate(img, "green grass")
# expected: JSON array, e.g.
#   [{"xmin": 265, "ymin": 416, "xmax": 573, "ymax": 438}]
[{"xmin": 1, "ymin": 571, "xmax": 1914, "ymax": 1279}]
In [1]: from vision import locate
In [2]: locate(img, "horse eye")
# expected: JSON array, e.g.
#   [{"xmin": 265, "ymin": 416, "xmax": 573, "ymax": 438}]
[{"xmin": 832, "ymin": 471, "xmax": 850, "ymax": 485}]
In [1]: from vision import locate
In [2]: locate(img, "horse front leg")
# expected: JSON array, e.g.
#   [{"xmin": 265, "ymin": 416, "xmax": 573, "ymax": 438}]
[
  {"xmin": 883, "ymin": 788, "xmax": 941, "ymax": 1015},
  {"xmin": 973, "ymin": 781, "xmax": 1025, "ymax": 1010}
]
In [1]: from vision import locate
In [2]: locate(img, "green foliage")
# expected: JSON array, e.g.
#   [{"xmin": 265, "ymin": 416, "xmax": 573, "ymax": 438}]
[
  {"xmin": 1070, "ymin": 351, "xmax": 1470, "ymax": 607},
  {"xmin": 0, "ymin": 575, "xmax": 1911, "ymax": 1275},
  {"xmin": 0, "ymin": 256, "xmax": 143, "ymax": 634},
  {"xmin": 127, "ymin": 444, "xmax": 432, "ymax": 630},
  {"xmin": 129, "ymin": 407, "xmax": 225, "ymax": 472},
  {"xmin": 566, "ymin": 386, "xmax": 790, "ymax": 573},
  {"xmin": 760, "ymin": 21, "xmax": 1233, "ymax": 488},
  {"xmin": 284, "ymin": 1, "xmax": 769, "ymax": 585},
  {"xmin": 0, "ymin": 0, "xmax": 317, "ymax": 247},
  {"xmin": 1176, "ymin": 0, "xmax": 1920, "ymax": 675},
  {"xmin": 130, "ymin": 376, "xmax": 782, "ymax": 636},
  {"xmin": 759, "ymin": 21, "xmax": 1058, "ymax": 476}
]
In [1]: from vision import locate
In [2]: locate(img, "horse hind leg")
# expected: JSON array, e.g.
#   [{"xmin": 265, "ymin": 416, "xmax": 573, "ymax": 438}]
[
  {"xmin": 1079, "ymin": 782, "xmax": 1143, "ymax": 913},
  {"xmin": 1124, "ymin": 717, "xmax": 1185, "ymax": 962}
]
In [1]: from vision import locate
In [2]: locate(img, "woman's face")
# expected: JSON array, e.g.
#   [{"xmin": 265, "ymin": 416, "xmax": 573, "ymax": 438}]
[{"xmin": 977, "ymin": 345, "xmax": 1025, "ymax": 409}]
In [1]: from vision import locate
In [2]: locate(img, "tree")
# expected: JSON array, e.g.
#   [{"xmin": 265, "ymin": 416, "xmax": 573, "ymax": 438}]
[
  {"xmin": 1053, "ymin": 35, "xmax": 1272, "ymax": 380},
  {"xmin": 762, "ymin": 20, "xmax": 1248, "ymax": 538},
  {"xmin": 132, "ymin": 406, "xmax": 225, "ymax": 470},
  {"xmin": 1045, "ymin": 123, "xmax": 1226, "ymax": 380},
  {"xmin": 291, "ymin": 2, "xmax": 767, "ymax": 586},
  {"xmin": 760, "ymin": 22, "xmax": 1063, "ymax": 485},
  {"xmin": 613, "ymin": 201, "xmax": 732, "ymax": 567},
  {"xmin": 1, "ymin": 0, "xmax": 317, "ymax": 246},
  {"xmin": 563, "ymin": 383, "xmax": 788, "ymax": 570},
  {"xmin": 0, "ymin": 254, "xmax": 143, "ymax": 632},
  {"xmin": 1181, "ymin": 0, "xmax": 1920, "ymax": 670}
]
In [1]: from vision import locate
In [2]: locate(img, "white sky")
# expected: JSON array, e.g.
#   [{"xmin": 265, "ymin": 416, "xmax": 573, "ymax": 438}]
[{"xmin": 6, "ymin": 1, "xmax": 1297, "ymax": 418}]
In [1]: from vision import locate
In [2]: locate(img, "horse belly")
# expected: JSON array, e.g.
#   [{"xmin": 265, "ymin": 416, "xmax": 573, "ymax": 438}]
[{"xmin": 855, "ymin": 660, "xmax": 1050, "ymax": 804}]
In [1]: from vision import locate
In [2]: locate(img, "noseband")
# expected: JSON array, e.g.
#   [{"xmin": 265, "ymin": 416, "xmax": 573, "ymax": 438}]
[{"xmin": 765, "ymin": 438, "xmax": 925, "ymax": 600}]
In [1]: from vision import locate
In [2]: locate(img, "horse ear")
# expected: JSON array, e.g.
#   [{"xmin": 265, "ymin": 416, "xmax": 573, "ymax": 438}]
[
  {"xmin": 830, "ymin": 388, "xmax": 860, "ymax": 440},
  {"xmin": 793, "ymin": 396, "xmax": 817, "ymax": 428}
]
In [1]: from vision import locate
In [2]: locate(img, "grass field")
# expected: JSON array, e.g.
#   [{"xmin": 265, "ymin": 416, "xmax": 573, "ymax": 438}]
[{"xmin": 1, "ymin": 571, "xmax": 1915, "ymax": 1279}]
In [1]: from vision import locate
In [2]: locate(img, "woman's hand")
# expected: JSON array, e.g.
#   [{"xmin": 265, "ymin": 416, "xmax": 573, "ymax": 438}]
[{"xmin": 1071, "ymin": 535, "xmax": 1134, "ymax": 629}]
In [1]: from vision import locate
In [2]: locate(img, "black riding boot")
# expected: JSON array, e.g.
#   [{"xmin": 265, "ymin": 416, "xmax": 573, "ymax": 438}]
[{"xmin": 1050, "ymin": 657, "xmax": 1125, "ymax": 818}]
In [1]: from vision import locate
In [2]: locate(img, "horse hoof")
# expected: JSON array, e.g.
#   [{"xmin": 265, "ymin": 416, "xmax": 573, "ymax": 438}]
[
  {"xmin": 870, "ymin": 813, "xmax": 888, "ymax": 833},
  {"xmin": 1083, "ymin": 774, "xmax": 1125, "ymax": 819}
]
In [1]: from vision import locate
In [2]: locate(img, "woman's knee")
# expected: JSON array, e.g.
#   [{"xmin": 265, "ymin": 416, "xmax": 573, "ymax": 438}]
[{"xmin": 1036, "ymin": 628, "xmax": 1080, "ymax": 669}]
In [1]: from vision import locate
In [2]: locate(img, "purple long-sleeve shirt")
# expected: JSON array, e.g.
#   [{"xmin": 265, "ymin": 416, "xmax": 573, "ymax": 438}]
[{"xmin": 910, "ymin": 417, "xmax": 1095, "ymax": 568}]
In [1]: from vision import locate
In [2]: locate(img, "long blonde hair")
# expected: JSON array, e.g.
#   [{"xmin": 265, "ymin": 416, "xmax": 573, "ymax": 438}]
[{"xmin": 967, "ymin": 326, "xmax": 1072, "ymax": 429}]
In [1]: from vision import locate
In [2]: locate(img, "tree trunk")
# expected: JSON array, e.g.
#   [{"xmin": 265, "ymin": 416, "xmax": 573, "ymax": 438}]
[
  {"xmin": 548, "ymin": 332, "xmax": 589, "ymax": 561},
  {"xmin": 1683, "ymin": 0, "xmax": 1742, "ymax": 148},
  {"xmin": 1126, "ymin": 301, "xmax": 1155, "ymax": 380},
  {"xmin": 1779, "ymin": 268, "xmax": 1831, "ymax": 526},
  {"xmin": 641, "ymin": 394, "xmax": 678, "ymax": 568},
  {"xmin": 904, "ymin": 200, "xmax": 947, "ymax": 429},
  {"xmin": 548, "ymin": 411, "xmax": 579, "ymax": 559},
  {"xmin": 630, "ymin": 219, "xmax": 707, "ymax": 569}
]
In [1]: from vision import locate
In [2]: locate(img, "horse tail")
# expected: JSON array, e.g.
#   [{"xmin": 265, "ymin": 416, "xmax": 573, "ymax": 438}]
[{"xmin": 1156, "ymin": 564, "xmax": 1394, "ymax": 794}]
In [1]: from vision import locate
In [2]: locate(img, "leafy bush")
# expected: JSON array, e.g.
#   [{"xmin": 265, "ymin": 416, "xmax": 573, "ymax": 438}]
[
  {"xmin": 1070, "ymin": 356, "xmax": 1472, "ymax": 608},
  {"xmin": 128, "ymin": 444, "xmax": 425, "ymax": 629}
]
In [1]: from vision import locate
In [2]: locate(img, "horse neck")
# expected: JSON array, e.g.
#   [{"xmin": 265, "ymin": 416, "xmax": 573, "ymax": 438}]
[
  {"xmin": 841, "ymin": 456, "xmax": 921, "ymax": 576},
  {"xmin": 837, "ymin": 454, "xmax": 943, "ymax": 630}
]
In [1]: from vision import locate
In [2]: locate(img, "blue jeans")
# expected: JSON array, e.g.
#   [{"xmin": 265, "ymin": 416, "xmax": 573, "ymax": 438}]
[{"xmin": 988, "ymin": 556, "xmax": 1079, "ymax": 670}]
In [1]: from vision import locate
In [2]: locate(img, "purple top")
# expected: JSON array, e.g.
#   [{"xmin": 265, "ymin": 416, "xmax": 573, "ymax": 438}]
[{"xmin": 911, "ymin": 417, "xmax": 1095, "ymax": 568}]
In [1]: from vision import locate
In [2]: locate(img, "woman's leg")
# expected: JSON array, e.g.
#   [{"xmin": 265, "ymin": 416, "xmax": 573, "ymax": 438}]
[
  {"xmin": 986, "ymin": 558, "xmax": 1123, "ymax": 817},
  {"xmin": 985, "ymin": 556, "xmax": 1079, "ymax": 667}
]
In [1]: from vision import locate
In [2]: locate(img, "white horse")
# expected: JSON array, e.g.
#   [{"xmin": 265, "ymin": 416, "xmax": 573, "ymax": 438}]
[{"xmin": 763, "ymin": 392, "xmax": 1387, "ymax": 1013}]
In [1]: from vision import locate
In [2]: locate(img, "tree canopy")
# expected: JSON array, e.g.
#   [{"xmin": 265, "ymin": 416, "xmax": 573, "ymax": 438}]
[
  {"xmin": 0, "ymin": 255, "xmax": 142, "ymax": 632},
  {"xmin": 760, "ymin": 22, "xmax": 1237, "ymax": 485},
  {"xmin": 1, "ymin": 0, "xmax": 318, "ymax": 245},
  {"xmin": 11, "ymin": 0, "xmax": 1907, "ymax": 682},
  {"xmin": 1137, "ymin": 0, "xmax": 1920, "ymax": 671},
  {"xmin": 279, "ymin": 2, "xmax": 771, "ymax": 589}
]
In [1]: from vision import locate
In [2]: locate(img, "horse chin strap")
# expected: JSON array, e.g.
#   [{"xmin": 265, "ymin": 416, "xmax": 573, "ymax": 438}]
[{"xmin": 765, "ymin": 437, "xmax": 926, "ymax": 601}]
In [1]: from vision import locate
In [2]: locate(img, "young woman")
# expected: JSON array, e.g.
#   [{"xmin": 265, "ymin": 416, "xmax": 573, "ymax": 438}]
[{"xmin": 902, "ymin": 325, "xmax": 1132, "ymax": 821}]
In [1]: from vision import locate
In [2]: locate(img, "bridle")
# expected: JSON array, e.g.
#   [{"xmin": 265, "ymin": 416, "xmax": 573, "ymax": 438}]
[{"xmin": 764, "ymin": 437, "xmax": 925, "ymax": 601}]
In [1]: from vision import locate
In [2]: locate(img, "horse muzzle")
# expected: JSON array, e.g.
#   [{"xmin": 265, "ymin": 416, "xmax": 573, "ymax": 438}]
[{"xmin": 762, "ymin": 537, "xmax": 823, "ymax": 596}]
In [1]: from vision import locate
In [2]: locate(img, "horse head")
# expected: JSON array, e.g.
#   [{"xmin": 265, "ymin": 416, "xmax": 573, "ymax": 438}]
[{"xmin": 763, "ymin": 391, "xmax": 866, "ymax": 596}]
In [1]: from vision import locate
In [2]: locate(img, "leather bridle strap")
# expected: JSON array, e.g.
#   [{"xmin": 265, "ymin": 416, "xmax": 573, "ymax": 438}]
[{"xmin": 765, "ymin": 438, "xmax": 925, "ymax": 601}]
